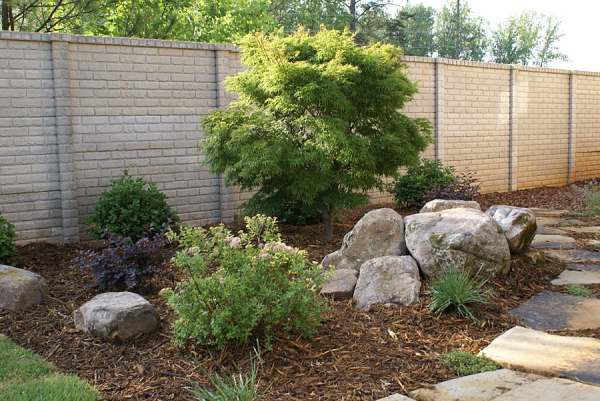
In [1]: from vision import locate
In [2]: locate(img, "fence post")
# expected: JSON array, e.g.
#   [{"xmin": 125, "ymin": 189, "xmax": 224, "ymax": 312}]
[
  {"xmin": 568, "ymin": 71, "xmax": 577, "ymax": 183},
  {"xmin": 214, "ymin": 47, "xmax": 235, "ymax": 224},
  {"xmin": 50, "ymin": 35, "xmax": 79, "ymax": 243},
  {"xmin": 434, "ymin": 58, "xmax": 445, "ymax": 162},
  {"xmin": 509, "ymin": 65, "xmax": 518, "ymax": 191}
]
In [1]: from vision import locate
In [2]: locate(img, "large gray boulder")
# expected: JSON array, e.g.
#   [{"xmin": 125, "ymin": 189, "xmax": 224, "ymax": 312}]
[
  {"xmin": 486, "ymin": 205, "xmax": 537, "ymax": 254},
  {"xmin": 405, "ymin": 208, "xmax": 511, "ymax": 278},
  {"xmin": 0, "ymin": 265, "xmax": 48, "ymax": 311},
  {"xmin": 73, "ymin": 292, "xmax": 158, "ymax": 341},
  {"xmin": 353, "ymin": 256, "xmax": 421, "ymax": 311},
  {"xmin": 320, "ymin": 269, "xmax": 357, "ymax": 300},
  {"xmin": 420, "ymin": 199, "xmax": 481, "ymax": 213},
  {"xmin": 321, "ymin": 208, "xmax": 406, "ymax": 272}
]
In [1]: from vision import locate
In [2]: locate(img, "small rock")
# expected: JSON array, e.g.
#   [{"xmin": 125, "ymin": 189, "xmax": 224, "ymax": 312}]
[
  {"xmin": 486, "ymin": 205, "xmax": 537, "ymax": 253},
  {"xmin": 405, "ymin": 208, "xmax": 511, "ymax": 278},
  {"xmin": 321, "ymin": 269, "xmax": 357, "ymax": 299},
  {"xmin": 321, "ymin": 208, "xmax": 406, "ymax": 272},
  {"xmin": 377, "ymin": 394, "xmax": 415, "ymax": 401},
  {"xmin": 353, "ymin": 256, "xmax": 420, "ymax": 311},
  {"xmin": 0, "ymin": 265, "xmax": 48, "ymax": 311},
  {"xmin": 420, "ymin": 199, "xmax": 481, "ymax": 213},
  {"xmin": 73, "ymin": 292, "xmax": 158, "ymax": 341},
  {"xmin": 522, "ymin": 249, "xmax": 545, "ymax": 264}
]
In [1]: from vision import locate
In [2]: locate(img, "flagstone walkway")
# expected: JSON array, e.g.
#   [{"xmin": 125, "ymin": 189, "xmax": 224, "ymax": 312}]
[{"xmin": 378, "ymin": 207, "xmax": 600, "ymax": 401}]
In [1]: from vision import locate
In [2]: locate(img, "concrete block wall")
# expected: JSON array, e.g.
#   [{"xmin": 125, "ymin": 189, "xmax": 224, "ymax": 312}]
[{"xmin": 1, "ymin": 32, "xmax": 600, "ymax": 243}]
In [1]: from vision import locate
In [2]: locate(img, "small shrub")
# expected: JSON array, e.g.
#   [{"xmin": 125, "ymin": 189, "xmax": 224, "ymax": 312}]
[
  {"xmin": 429, "ymin": 269, "xmax": 490, "ymax": 321},
  {"xmin": 393, "ymin": 159, "xmax": 456, "ymax": 207},
  {"xmin": 86, "ymin": 173, "xmax": 178, "ymax": 241},
  {"xmin": 566, "ymin": 284, "xmax": 592, "ymax": 297},
  {"xmin": 190, "ymin": 350, "xmax": 261, "ymax": 401},
  {"xmin": 0, "ymin": 213, "xmax": 17, "ymax": 263},
  {"xmin": 164, "ymin": 215, "xmax": 328, "ymax": 349},
  {"xmin": 423, "ymin": 169, "xmax": 480, "ymax": 203},
  {"xmin": 244, "ymin": 197, "xmax": 322, "ymax": 225},
  {"xmin": 74, "ymin": 232, "xmax": 169, "ymax": 290},
  {"xmin": 582, "ymin": 185, "xmax": 600, "ymax": 216},
  {"xmin": 441, "ymin": 351, "xmax": 498, "ymax": 376}
]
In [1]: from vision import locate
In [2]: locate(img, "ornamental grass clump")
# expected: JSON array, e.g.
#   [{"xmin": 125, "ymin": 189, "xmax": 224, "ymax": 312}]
[
  {"xmin": 164, "ymin": 215, "xmax": 328, "ymax": 349},
  {"xmin": 429, "ymin": 269, "xmax": 490, "ymax": 321},
  {"xmin": 441, "ymin": 351, "xmax": 498, "ymax": 376}
]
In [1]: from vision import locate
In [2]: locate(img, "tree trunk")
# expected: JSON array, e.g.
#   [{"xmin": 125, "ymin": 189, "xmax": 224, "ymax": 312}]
[
  {"xmin": 322, "ymin": 207, "xmax": 333, "ymax": 241},
  {"xmin": 2, "ymin": 2, "xmax": 12, "ymax": 31},
  {"xmin": 348, "ymin": 0, "xmax": 356, "ymax": 32}
]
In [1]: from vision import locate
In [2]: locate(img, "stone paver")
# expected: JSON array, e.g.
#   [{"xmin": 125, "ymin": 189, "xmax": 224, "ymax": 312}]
[
  {"xmin": 410, "ymin": 369, "xmax": 541, "ymax": 401},
  {"xmin": 376, "ymin": 394, "xmax": 415, "ymax": 401},
  {"xmin": 480, "ymin": 326, "xmax": 600, "ymax": 385},
  {"xmin": 493, "ymin": 377, "xmax": 600, "ymax": 401},
  {"xmin": 529, "ymin": 208, "xmax": 570, "ymax": 218},
  {"xmin": 544, "ymin": 249, "xmax": 600, "ymax": 264},
  {"xmin": 566, "ymin": 263, "xmax": 600, "ymax": 272},
  {"xmin": 530, "ymin": 234, "xmax": 576, "ymax": 249},
  {"xmin": 562, "ymin": 226, "xmax": 600, "ymax": 234},
  {"xmin": 535, "ymin": 225, "xmax": 567, "ymax": 235},
  {"xmin": 510, "ymin": 291, "xmax": 600, "ymax": 331},
  {"xmin": 535, "ymin": 216, "xmax": 563, "ymax": 227},
  {"xmin": 552, "ymin": 270, "xmax": 600, "ymax": 285}
]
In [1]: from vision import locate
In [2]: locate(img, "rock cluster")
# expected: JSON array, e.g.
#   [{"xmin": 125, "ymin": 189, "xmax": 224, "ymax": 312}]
[{"xmin": 322, "ymin": 199, "xmax": 537, "ymax": 310}]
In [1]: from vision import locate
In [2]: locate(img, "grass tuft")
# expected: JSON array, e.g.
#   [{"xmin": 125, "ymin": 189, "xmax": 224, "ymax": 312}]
[
  {"xmin": 190, "ymin": 351, "xmax": 261, "ymax": 401},
  {"xmin": 429, "ymin": 269, "xmax": 490, "ymax": 321},
  {"xmin": 441, "ymin": 351, "xmax": 499, "ymax": 376},
  {"xmin": 566, "ymin": 284, "xmax": 593, "ymax": 297}
]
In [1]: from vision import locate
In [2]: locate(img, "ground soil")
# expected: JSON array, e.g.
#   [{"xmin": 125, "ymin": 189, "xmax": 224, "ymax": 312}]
[{"xmin": 1, "ymin": 182, "xmax": 598, "ymax": 401}]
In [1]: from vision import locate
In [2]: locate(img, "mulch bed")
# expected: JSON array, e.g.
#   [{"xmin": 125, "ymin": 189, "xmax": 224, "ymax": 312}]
[{"xmin": 0, "ymin": 182, "xmax": 597, "ymax": 400}]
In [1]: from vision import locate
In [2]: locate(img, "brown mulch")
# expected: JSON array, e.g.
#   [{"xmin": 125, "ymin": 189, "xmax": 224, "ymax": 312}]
[
  {"xmin": 475, "ymin": 182, "xmax": 587, "ymax": 211},
  {"xmin": 0, "ymin": 182, "xmax": 596, "ymax": 401}
]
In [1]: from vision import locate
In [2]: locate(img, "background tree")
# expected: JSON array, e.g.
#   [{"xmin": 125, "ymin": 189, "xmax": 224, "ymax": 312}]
[
  {"xmin": 202, "ymin": 28, "xmax": 431, "ymax": 239},
  {"xmin": 1, "ymin": 0, "xmax": 101, "ymax": 32},
  {"xmin": 435, "ymin": 0, "xmax": 487, "ymax": 61},
  {"xmin": 534, "ymin": 14, "xmax": 567, "ymax": 66},
  {"xmin": 490, "ymin": 12, "xmax": 540, "ymax": 65},
  {"xmin": 269, "ymin": 0, "xmax": 349, "ymax": 33},
  {"xmin": 388, "ymin": 2, "xmax": 436, "ymax": 56}
]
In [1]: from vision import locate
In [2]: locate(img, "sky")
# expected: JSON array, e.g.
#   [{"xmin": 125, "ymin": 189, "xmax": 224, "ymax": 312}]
[{"xmin": 389, "ymin": 0, "xmax": 597, "ymax": 72}]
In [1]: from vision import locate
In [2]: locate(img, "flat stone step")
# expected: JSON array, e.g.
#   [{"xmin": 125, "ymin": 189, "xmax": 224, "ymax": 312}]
[
  {"xmin": 530, "ymin": 208, "xmax": 570, "ymax": 218},
  {"xmin": 562, "ymin": 226, "xmax": 600, "ymax": 234},
  {"xmin": 536, "ymin": 216, "xmax": 563, "ymax": 227},
  {"xmin": 480, "ymin": 326, "xmax": 600, "ymax": 386},
  {"xmin": 566, "ymin": 263, "xmax": 600, "ymax": 272},
  {"xmin": 544, "ymin": 249, "xmax": 600, "ymax": 264},
  {"xmin": 536, "ymin": 225, "xmax": 567, "ymax": 235},
  {"xmin": 531, "ymin": 234, "xmax": 576, "ymax": 250},
  {"xmin": 510, "ymin": 291, "xmax": 600, "ymax": 331},
  {"xmin": 377, "ymin": 394, "xmax": 415, "ymax": 401},
  {"xmin": 410, "ymin": 369, "xmax": 600, "ymax": 401},
  {"xmin": 552, "ymin": 270, "xmax": 600, "ymax": 285}
]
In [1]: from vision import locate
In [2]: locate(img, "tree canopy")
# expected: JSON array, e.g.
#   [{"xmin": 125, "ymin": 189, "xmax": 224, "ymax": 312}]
[{"xmin": 202, "ymin": 28, "xmax": 431, "ymax": 238}]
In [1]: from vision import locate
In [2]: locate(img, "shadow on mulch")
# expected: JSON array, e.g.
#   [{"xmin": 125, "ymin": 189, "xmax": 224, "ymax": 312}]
[{"xmin": 0, "ymin": 182, "xmax": 596, "ymax": 400}]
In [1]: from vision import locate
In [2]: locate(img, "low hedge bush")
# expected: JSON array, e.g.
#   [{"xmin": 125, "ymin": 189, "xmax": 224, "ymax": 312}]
[
  {"xmin": 0, "ymin": 213, "xmax": 16, "ymax": 263},
  {"xmin": 86, "ymin": 173, "xmax": 178, "ymax": 241},
  {"xmin": 164, "ymin": 215, "xmax": 328, "ymax": 349}
]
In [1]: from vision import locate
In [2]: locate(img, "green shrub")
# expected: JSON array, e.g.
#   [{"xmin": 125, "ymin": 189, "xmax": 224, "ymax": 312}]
[
  {"xmin": 190, "ymin": 350, "xmax": 261, "ymax": 401},
  {"xmin": 582, "ymin": 185, "xmax": 600, "ymax": 216},
  {"xmin": 244, "ymin": 196, "xmax": 322, "ymax": 225},
  {"xmin": 393, "ymin": 159, "xmax": 456, "ymax": 207},
  {"xmin": 164, "ymin": 215, "xmax": 328, "ymax": 349},
  {"xmin": 566, "ymin": 284, "xmax": 592, "ymax": 297},
  {"xmin": 0, "ymin": 213, "xmax": 17, "ymax": 262},
  {"xmin": 429, "ymin": 269, "xmax": 490, "ymax": 321},
  {"xmin": 86, "ymin": 173, "xmax": 178, "ymax": 241},
  {"xmin": 441, "ymin": 351, "xmax": 498, "ymax": 376},
  {"xmin": 202, "ymin": 28, "xmax": 431, "ymax": 239}
]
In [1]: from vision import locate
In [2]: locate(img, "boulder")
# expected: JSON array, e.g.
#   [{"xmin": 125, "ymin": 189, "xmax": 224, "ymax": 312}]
[
  {"xmin": 486, "ymin": 205, "xmax": 537, "ymax": 253},
  {"xmin": 73, "ymin": 292, "xmax": 158, "ymax": 341},
  {"xmin": 353, "ymin": 256, "xmax": 420, "ymax": 311},
  {"xmin": 321, "ymin": 208, "xmax": 406, "ymax": 271},
  {"xmin": 405, "ymin": 208, "xmax": 511, "ymax": 278},
  {"xmin": 321, "ymin": 269, "xmax": 357, "ymax": 299},
  {"xmin": 420, "ymin": 199, "xmax": 481, "ymax": 213},
  {"xmin": 0, "ymin": 265, "xmax": 48, "ymax": 311}
]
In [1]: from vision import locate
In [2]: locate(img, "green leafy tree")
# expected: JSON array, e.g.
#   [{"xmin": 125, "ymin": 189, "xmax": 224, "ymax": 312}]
[
  {"xmin": 1, "ymin": 0, "xmax": 101, "ymax": 32},
  {"xmin": 534, "ymin": 14, "xmax": 567, "ymax": 67},
  {"xmin": 490, "ymin": 12, "xmax": 540, "ymax": 65},
  {"xmin": 388, "ymin": 2, "xmax": 436, "ymax": 56},
  {"xmin": 354, "ymin": 6, "xmax": 389, "ymax": 44},
  {"xmin": 202, "ymin": 28, "xmax": 431, "ymax": 239},
  {"xmin": 270, "ymin": 0, "xmax": 350, "ymax": 33},
  {"xmin": 435, "ymin": 0, "xmax": 488, "ymax": 61}
]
